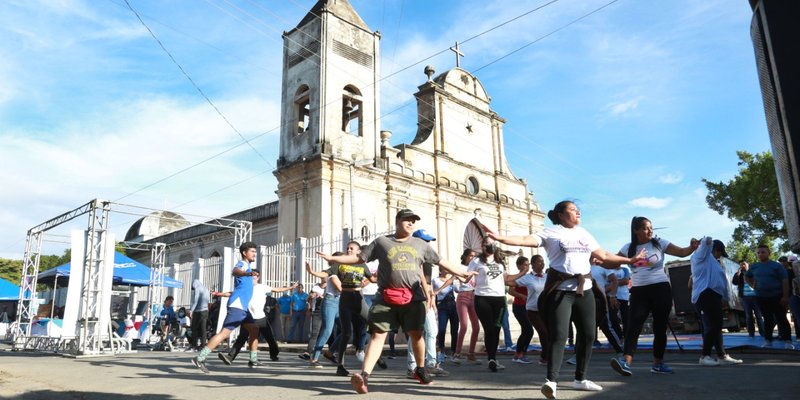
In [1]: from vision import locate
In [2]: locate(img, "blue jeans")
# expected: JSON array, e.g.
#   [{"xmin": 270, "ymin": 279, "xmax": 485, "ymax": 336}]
[
  {"xmin": 408, "ymin": 308, "xmax": 437, "ymax": 369},
  {"xmin": 741, "ymin": 296, "xmax": 764, "ymax": 337},
  {"xmin": 502, "ymin": 303, "xmax": 513, "ymax": 348},
  {"xmin": 289, "ymin": 311, "xmax": 307, "ymax": 342},
  {"xmin": 436, "ymin": 299, "xmax": 459, "ymax": 353},
  {"xmin": 312, "ymin": 295, "xmax": 340, "ymax": 361}
]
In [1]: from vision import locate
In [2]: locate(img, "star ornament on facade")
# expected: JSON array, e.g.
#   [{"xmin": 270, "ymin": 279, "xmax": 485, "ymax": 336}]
[{"xmin": 466, "ymin": 123, "xmax": 473, "ymax": 133}]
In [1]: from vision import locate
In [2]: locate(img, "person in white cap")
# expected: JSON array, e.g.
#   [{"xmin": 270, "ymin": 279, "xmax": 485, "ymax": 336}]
[{"xmin": 404, "ymin": 228, "xmax": 449, "ymax": 378}]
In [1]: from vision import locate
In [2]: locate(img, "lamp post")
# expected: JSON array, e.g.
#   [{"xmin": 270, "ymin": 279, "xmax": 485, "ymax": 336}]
[{"xmin": 349, "ymin": 156, "xmax": 373, "ymax": 233}]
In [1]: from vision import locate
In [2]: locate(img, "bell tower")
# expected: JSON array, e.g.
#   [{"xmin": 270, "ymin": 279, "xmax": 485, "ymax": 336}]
[
  {"xmin": 275, "ymin": 0, "xmax": 381, "ymax": 240},
  {"xmin": 277, "ymin": 0, "xmax": 380, "ymax": 166}
]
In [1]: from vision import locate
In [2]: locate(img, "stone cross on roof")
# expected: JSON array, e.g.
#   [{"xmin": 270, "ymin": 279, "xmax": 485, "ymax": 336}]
[{"xmin": 449, "ymin": 41, "xmax": 464, "ymax": 68}]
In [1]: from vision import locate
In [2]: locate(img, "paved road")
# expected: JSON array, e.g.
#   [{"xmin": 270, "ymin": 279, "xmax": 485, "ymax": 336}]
[{"xmin": 1, "ymin": 345, "xmax": 798, "ymax": 399}]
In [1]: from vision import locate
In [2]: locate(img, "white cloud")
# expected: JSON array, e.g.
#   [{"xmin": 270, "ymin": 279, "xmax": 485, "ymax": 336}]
[
  {"xmin": 0, "ymin": 95, "xmax": 281, "ymax": 258},
  {"xmin": 606, "ymin": 96, "xmax": 644, "ymax": 117},
  {"xmin": 628, "ymin": 197, "xmax": 673, "ymax": 209},
  {"xmin": 658, "ymin": 172, "xmax": 684, "ymax": 184}
]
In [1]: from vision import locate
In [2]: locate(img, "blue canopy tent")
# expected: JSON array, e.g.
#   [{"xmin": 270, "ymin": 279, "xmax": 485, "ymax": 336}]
[
  {"xmin": 37, "ymin": 252, "xmax": 183, "ymax": 288},
  {"xmin": 0, "ymin": 277, "xmax": 19, "ymax": 300}
]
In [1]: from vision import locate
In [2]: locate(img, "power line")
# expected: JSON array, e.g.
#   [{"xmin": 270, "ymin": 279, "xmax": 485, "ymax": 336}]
[
  {"xmin": 115, "ymin": 0, "xmax": 566, "ymax": 205},
  {"xmin": 122, "ymin": 0, "xmax": 273, "ymax": 168},
  {"xmin": 116, "ymin": 0, "xmax": 617, "ymax": 211},
  {"xmin": 474, "ymin": 0, "xmax": 620, "ymax": 73}
]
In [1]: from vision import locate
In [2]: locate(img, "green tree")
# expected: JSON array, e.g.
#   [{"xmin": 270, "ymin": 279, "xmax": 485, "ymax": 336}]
[
  {"xmin": 0, "ymin": 258, "xmax": 24, "ymax": 285},
  {"xmin": 0, "ymin": 249, "xmax": 71, "ymax": 285},
  {"xmin": 725, "ymin": 237, "xmax": 779, "ymax": 264},
  {"xmin": 703, "ymin": 151, "xmax": 787, "ymax": 251}
]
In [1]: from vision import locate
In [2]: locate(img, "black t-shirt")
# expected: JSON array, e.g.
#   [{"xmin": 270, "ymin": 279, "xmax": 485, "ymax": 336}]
[{"xmin": 327, "ymin": 263, "xmax": 372, "ymax": 289}]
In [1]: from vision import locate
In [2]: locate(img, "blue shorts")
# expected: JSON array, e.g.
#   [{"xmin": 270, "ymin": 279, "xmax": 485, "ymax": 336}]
[{"xmin": 222, "ymin": 307, "xmax": 254, "ymax": 330}]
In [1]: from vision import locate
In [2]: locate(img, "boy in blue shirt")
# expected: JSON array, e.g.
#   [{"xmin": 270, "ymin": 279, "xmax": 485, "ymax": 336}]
[
  {"xmin": 289, "ymin": 284, "xmax": 310, "ymax": 343},
  {"xmin": 278, "ymin": 293, "xmax": 293, "ymax": 342},
  {"xmin": 192, "ymin": 242, "xmax": 261, "ymax": 373}
]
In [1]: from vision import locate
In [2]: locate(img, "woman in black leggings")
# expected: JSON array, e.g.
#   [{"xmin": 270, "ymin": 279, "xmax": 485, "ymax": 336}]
[
  {"xmin": 332, "ymin": 241, "xmax": 372, "ymax": 376},
  {"xmin": 491, "ymin": 200, "xmax": 644, "ymax": 399},
  {"xmin": 610, "ymin": 216, "xmax": 698, "ymax": 376},
  {"xmin": 468, "ymin": 240, "xmax": 525, "ymax": 372}
]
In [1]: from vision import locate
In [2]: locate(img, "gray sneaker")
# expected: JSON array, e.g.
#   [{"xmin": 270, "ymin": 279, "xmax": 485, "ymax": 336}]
[
  {"xmin": 406, "ymin": 369, "xmax": 416, "ymax": 379},
  {"xmin": 426, "ymin": 365, "xmax": 450, "ymax": 376},
  {"xmin": 191, "ymin": 357, "xmax": 209, "ymax": 374}
]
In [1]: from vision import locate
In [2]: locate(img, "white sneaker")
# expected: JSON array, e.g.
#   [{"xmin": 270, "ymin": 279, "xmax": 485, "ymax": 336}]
[
  {"xmin": 451, "ymin": 354, "xmax": 463, "ymax": 365},
  {"xmin": 566, "ymin": 355, "xmax": 577, "ymax": 365},
  {"xmin": 719, "ymin": 354, "xmax": 743, "ymax": 365},
  {"xmin": 572, "ymin": 379, "xmax": 603, "ymax": 391},
  {"xmin": 356, "ymin": 350, "xmax": 365, "ymax": 362},
  {"xmin": 541, "ymin": 380, "xmax": 557, "ymax": 399},
  {"xmin": 699, "ymin": 356, "xmax": 719, "ymax": 366}
]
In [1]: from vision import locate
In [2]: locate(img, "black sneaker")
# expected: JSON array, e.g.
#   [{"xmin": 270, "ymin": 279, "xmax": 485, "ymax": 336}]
[
  {"xmin": 489, "ymin": 359, "xmax": 498, "ymax": 372},
  {"xmin": 387, "ymin": 350, "xmax": 397, "ymax": 359},
  {"xmin": 270, "ymin": 355, "xmax": 280, "ymax": 361},
  {"xmin": 299, "ymin": 353, "xmax": 311, "ymax": 361},
  {"xmin": 248, "ymin": 360, "xmax": 263, "ymax": 368},
  {"xmin": 218, "ymin": 352, "xmax": 233, "ymax": 366},
  {"xmin": 191, "ymin": 358, "xmax": 210, "ymax": 374},
  {"xmin": 377, "ymin": 358, "xmax": 388, "ymax": 370},
  {"xmin": 323, "ymin": 351, "xmax": 338, "ymax": 364},
  {"xmin": 336, "ymin": 365, "xmax": 350, "ymax": 376},
  {"xmin": 413, "ymin": 366, "xmax": 433, "ymax": 385}
]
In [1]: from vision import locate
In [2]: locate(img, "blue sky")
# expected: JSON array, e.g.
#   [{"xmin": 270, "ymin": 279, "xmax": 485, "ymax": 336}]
[{"xmin": 0, "ymin": 0, "xmax": 771, "ymax": 260}]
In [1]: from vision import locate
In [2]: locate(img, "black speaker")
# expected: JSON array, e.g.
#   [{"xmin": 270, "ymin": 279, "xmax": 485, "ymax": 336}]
[{"xmin": 749, "ymin": 0, "xmax": 800, "ymax": 253}]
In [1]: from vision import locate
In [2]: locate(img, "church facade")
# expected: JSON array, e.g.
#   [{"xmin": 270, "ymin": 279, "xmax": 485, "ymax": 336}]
[{"xmin": 128, "ymin": 0, "xmax": 544, "ymax": 265}]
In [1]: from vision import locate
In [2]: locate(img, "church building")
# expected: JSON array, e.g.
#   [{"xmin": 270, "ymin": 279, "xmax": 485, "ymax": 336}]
[{"xmin": 126, "ymin": 0, "xmax": 544, "ymax": 265}]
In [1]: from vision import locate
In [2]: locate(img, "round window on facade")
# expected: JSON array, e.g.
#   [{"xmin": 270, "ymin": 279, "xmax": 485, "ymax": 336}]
[{"xmin": 466, "ymin": 176, "xmax": 479, "ymax": 195}]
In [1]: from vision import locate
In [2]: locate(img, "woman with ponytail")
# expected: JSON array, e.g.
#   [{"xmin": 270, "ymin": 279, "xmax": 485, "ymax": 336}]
[
  {"xmin": 610, "ymin": 216, "xmax": 699, "ymax": 376},
  {"xmin": 489, "ymin": 200, "xmax": 645, "ymax": 399}
]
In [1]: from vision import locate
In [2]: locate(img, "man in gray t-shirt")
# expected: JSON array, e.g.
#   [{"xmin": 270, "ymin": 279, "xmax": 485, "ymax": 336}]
[
  {"xmin": 318, "ymin": 209, "xmax": 474, "ymax": 394},
  {"xmin": 360, "ymin": 235, "xmax": 440, "ymax": 301}
]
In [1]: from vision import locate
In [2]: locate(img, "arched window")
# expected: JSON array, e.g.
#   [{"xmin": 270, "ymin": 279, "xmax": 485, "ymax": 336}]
[
  {"xmin": 360, "ymin": 225, "xmax": 370, "ymax": 242},
  {"xmin": 342, "ymin": 85, "xmax": 363, "ymax": 136},
  {"xmin": 466, "ymin": 176, "xmax": 480, "ymax": 195},
  {"xmin": 295, "ymin": 85, "xmax": 310, "ymax": 135}
]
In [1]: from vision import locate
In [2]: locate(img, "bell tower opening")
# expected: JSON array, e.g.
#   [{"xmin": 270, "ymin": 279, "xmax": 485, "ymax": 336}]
[
  {"xmin": 342, "ymin": 85, "xmax": 362, "ymax": 137},
  {"xmin": 295, "ymin": 85, "xmax": 310, "ymax": 135}
]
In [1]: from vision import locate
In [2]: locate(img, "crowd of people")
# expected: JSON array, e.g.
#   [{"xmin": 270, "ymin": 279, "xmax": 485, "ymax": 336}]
[{"xmin": 179, "ymin": 203, "xmax": 799, "ymax": 398}]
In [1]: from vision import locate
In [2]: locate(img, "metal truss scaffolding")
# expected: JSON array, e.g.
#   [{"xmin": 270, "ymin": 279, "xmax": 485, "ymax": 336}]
[
  {"xmin": 14, "ymin": 200, "xmax": 100, "ymax": 345},
  {"xmin": 13, "ymin": 199, "xmax": 252, "ymax": 356},
  {"xmin": 76, "ymin": 200, "xmax": 111, "ymax": 355}
]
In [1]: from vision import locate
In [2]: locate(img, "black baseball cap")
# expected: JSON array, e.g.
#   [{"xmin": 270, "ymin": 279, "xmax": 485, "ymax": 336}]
[
  {"xmin": 395, "ymin": 209, "xmax": 421, "ymax": 221},
  {"xmin": 712, "ymin": 240, "xmax": 729, "ymax": 258}
]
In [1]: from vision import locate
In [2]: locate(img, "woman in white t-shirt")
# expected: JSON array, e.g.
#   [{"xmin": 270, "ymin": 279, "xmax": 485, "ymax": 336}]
[
  {"xmin": 490, "ymin": 200, "xmax": 645, "ymax": 399},
  {"xmin": 468, "ymin": 241, "xmax": 526, "ymax": 372},
  {"xmin": 610, "ymin": 216, "xmax": 698, "ymax": 376},
  {"xmin": 507, "ymin": 254, "xmax": 549, "ymax": 365}
]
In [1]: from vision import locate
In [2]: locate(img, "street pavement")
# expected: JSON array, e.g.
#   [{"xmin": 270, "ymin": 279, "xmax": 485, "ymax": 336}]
[{"xmin": 1, "ymin": 343, "xmax": 798, "ymax": 399}]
